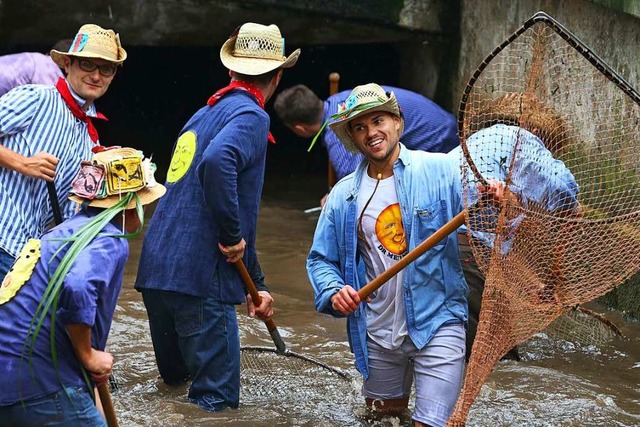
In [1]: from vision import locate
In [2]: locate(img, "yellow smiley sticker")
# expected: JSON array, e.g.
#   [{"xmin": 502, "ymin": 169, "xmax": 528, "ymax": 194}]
[
  {"xmin": 375, "ymin": 203, "xmax": 406, "ymax": 255},
  {"xmin": 167, "ymin": 131, "xmax": 197, "ymax": 183}
]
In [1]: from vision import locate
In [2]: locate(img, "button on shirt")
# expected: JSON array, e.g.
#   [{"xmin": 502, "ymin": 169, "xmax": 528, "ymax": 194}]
[{"xmin": 0, "ymin": 82, "xmax": 97, "ymax": 257}]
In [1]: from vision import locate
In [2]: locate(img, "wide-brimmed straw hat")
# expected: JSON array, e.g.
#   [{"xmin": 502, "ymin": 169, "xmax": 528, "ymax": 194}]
[
  {"xmin": 69, "ymin": 147, "xmax": 165, "ymax": 209},
  {"xmin": 50, "ymin": 24, "xmax": 127, "ymax": 68},
  {"xmin": 470, "ymin": 92, "xmax": 568, "ymax": 154},
  {"xmin": 328, "ymin": 83, "xmax": 404, "ymax": 154},
  {"xmin": 220, "ymin": 23, "xmax": 300, "ymax": 76}
]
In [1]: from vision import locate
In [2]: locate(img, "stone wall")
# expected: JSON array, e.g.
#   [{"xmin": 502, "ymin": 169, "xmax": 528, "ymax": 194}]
[
  {"xmin": 452, "ymin": 0, "xmax": 640, "ymax": 318},
  {"xmin": 453, "ymin": 0, "xmax": 640, "ymax": 110}
]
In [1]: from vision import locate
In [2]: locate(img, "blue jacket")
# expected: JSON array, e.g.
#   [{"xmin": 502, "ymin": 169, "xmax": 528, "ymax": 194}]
[
  {"xmin": 136, "ymin": 90, "xmax": 268, "ymax": 303},
  {"xmin": 307, "ymin": 144, "xmax": 468, "ymax": 378}
]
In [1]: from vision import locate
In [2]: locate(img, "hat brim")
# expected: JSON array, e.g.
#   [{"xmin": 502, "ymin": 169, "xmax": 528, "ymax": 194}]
[
  {"xmin": 219, "ymin": 38, "xmax": 300, "ymax": 76},
  {"xmin": 69, "ymin": 184, "xmax": 166, "ymax": 209},
  {"xmin": 328, "ymin": 101, "xmax": 404, "ymax": 154},
  {"xmin": 50, "ymin": 47, "xmax": 127, "ymax": 69}
]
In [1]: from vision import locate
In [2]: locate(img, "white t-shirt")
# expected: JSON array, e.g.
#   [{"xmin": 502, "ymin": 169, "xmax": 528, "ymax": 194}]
[{"xmin": 357, "ymin": 173, "xmax": 408, "ymax": 350}]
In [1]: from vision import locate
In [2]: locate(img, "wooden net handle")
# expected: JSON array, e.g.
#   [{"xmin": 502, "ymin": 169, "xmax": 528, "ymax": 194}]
[
  {"xmin": 359, "ymin": 211, "xmax": 466, "ymax": 300},
  {"xmin": 234, "ymin": 260, "xmax": 287, "ymax": 353}
]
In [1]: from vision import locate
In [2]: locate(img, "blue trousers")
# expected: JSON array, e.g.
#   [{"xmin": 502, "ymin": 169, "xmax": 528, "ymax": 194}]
[
  {"xmin": 0, "ymin": 386, "xmax": 105, "ymax": 427},
  {"xmin": 141, "ymin": 289, "xmax": 240, "ymax": 412},
  {"xmin": 0, "ymin": 247, "xmax": 15, "ymax": 283}
]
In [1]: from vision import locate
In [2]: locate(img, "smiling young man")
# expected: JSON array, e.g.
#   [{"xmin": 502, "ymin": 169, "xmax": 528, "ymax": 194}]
[
  {"xmin": 0, "ymin": 24, "xmax": 126, "ymax": 280},
  {"xmin": 307, "ymin": 83, "xmax": 469, "ymax": 427},
  {"xmin": 274, "ymin": 84, "xmax": 459, "ymax": 182}
]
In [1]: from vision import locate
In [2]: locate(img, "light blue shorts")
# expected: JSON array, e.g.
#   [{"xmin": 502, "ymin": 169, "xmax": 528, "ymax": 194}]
[{"xmin": 364, "ymin": 323, "xmax": 466, "ymax": 427}]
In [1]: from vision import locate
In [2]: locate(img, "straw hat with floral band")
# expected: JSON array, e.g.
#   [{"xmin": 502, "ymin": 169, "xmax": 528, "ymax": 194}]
[
  {"xmin": 219, "ymin": 22, "xmax": 300, "ymax": 76},
  {"xmin": 69, "ymin": 146, "xmax": 165, "ymax": 210},
  {"xmin": 309, "ymin": 83, "xmax": 405, "ymax": 154},
  {"xmin": 50, "ymin": 23, "xmax": 127, "ymax": 68}
]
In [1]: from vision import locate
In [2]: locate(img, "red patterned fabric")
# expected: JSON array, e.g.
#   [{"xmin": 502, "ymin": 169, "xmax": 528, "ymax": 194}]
[
  {"xmin": 207, "ymin": 81, "xmax": 275, "ymax": 144},
  {"xmin": 55, "ymin": 77, "xmax": 106, "ymax": 143}
]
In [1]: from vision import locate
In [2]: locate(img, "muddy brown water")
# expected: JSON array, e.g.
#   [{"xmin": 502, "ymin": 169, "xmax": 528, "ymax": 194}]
[{"xmin": 107, "ymin": 176, "xmax": 639, "ymax": 426}]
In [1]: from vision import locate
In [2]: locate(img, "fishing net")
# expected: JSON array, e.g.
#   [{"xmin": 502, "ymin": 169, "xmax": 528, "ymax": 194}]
[
  {"xmin": 240, "ymin": 346, "xmax": 352, "ymax": 400},
  {"xmin": 541, "ymin": 306, "xmax": 622, "ymax": 346},
  {"xmin": 448, "ymin": 12, "xmax": 640, "ymax": 426},
  {"xmin": 234, "ymin": 261, "xmax": 353, "ymax": 409}
]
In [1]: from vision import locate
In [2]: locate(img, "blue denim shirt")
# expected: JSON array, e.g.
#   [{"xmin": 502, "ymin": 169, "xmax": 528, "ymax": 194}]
[{"xmin": 307, "ymin": 144, "xmax": 468, "ymax": 378}]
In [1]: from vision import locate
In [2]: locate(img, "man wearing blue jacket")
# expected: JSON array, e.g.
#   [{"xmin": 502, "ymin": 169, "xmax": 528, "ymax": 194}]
[
  {"xmin": 307, "ymin": 85, "xmax": 580, "ymax": 426},
  {"xmin": 135, "ymin": 23, "xmax": 300, "ymax": 412},
  {"xmin": 306, "ymin": 83, "xmax": 469, "ymax": 427}
]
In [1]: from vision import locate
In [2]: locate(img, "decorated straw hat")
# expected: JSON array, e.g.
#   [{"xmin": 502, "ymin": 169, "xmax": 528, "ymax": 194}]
[
  {"xmin": 50, "ymin": 24, "xmax": 127, "ymax": 67},
  {"xmin": 69, "ymin": 147, "xmax": 165, "ymax": 209},
  {"xmin": 328, "ymin": 83, "xmax": 404, "ymax": 154},
  {"xmin": 220, "ymin": 23, "xmax": 300, "ymax": 76}
]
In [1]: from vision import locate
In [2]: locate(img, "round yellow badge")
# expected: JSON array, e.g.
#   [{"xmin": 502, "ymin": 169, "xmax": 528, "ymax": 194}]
[
  {"xmin": 167, "ymin": 131, "xmax": 197, "ymax": 183},
  {"xmin": 0, "ymin": 239, "xmax": 41, "ymax": 305}
]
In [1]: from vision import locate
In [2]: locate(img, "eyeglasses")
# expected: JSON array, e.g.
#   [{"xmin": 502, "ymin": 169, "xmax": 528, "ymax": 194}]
[{"xmin": 74, "ymin": 58, "xmax": 117, "ymax": 77}]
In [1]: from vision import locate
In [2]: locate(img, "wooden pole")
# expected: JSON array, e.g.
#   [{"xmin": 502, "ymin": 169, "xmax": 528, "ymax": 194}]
[
  {"xmin": 234, "ymin": 260, "xmax": 287, "ymax": 353},
  {"xmin": 358, "ymin": 211, "xmax": 466, "ymax": 300},
  {"xmin": 97, "ymin": 383, "xmax": 119, "ymax": 427}
]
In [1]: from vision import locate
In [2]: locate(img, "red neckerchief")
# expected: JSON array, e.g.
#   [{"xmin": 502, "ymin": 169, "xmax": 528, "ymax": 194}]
[
  {"xmin": 55, "ymin": 77, "xmax": 107, "ymax": 143},
  {"xmin": 207, "ymin": 81, "xmax": 275, "ymax": 144}
]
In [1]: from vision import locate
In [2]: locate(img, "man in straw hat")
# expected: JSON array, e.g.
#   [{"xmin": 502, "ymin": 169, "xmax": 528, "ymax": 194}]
[
  {"xmin": 274, "ymin": 84, "xmax": 458, "ymax": 205},
  {"xmin": 306, "ymin": 83, "xmax": 520, "ymax": 427},
  {"xmin": 449, "ymin": 92, "xmax": 580, "ymax": 362},
  {"xmin": 0, "ymin": 147, "xmax": 164, "ymax": 426},
  {"xmin": 135, "ymin": 23, "xmax": 300, "ymax": 412},
  {"xmin": 0, "ymin": 24, "xmax": 127, "ymax": 282}
]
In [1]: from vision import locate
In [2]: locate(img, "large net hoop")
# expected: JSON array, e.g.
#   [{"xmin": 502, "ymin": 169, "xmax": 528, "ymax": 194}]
[{"xmin": 448, "ymin": 11, "xmax": 640, "ymax": 426}]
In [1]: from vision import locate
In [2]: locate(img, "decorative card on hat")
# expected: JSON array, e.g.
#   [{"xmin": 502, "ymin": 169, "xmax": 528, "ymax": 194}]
[
  {"xmin": 93, "ymin": 147, "xmax": 145, "ymax": 195},
  {"xmin": 70, "ymin": 162, "xmax": 106, "ymax": 200},
  {"xmin": 68, "ymin": 146, "xmax": 166, "ymax": 210}
]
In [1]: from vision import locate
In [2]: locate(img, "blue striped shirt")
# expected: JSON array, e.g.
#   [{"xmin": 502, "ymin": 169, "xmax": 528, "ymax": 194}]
[
  {"xmin": 0, "ymin": 82, "xmax": 97, "ymax": 257},
  {"xmin": 323, "ymin": 86, "xmax": 459, "ymax": 180}
]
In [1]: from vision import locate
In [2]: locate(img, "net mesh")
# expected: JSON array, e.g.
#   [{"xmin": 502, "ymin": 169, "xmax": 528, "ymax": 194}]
[
  {"xmin": 448, "ymin": 15, "xmax": 640, "ymax": 426},
  {"xmin": 541, "ymin": 307, "xmax": 622, "ymax": 346},
  {"xmin": 240, "ymin": 347, "xmax": 354, "ymax": 403}
]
